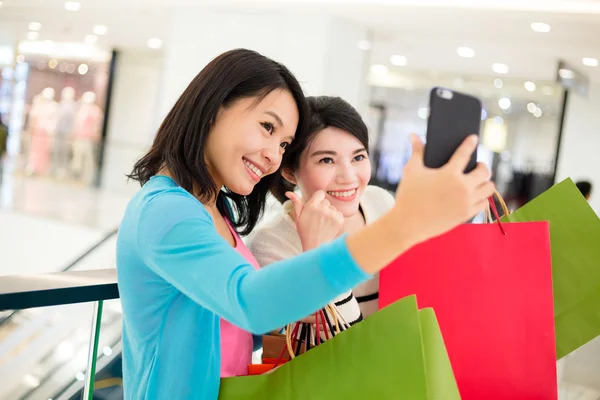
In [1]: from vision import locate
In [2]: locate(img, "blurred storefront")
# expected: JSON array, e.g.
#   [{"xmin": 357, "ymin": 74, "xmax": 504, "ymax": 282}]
[
  {"xmin": 366, "ymin": 68, "xmax": 564, "ymax": 210},
  {"xmin": 1, "ymin": 40, "xmax": 112, "ymax": 186}
]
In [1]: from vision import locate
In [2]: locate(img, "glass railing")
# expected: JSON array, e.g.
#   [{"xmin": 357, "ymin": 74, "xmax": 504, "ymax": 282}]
[{"xmin": 0, "ymin": 228, "xmax": 121, "ymax": 400}]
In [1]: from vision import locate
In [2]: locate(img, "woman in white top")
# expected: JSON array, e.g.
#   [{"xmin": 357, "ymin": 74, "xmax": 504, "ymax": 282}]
[{"xmin": 248, "ymin": 96, "xmax": 395, "ymax": 327}]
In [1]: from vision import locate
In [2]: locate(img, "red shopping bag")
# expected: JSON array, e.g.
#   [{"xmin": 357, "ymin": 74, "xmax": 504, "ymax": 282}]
[{"xmin": 380, "ymin": 221, "xmax": 557, "ymax": 400}]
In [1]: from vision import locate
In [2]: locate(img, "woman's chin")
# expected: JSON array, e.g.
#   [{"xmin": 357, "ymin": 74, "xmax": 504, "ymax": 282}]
[
  {"xmin": 225, "ymin": 182, "xmax": 255, "ymax": 196},
  {"xmin": 335, "ymin": 203, "xmax": 361, "ymax": 218}
]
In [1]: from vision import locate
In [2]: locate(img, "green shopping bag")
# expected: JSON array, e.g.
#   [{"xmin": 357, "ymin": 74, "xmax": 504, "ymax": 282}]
[
  {"xmin": 219, "ymin": 295, "xmax": 460, "ymax": 400},
  {"xmin": 502, "ymin": 178, "xmax": 600, "ymax": 359}
]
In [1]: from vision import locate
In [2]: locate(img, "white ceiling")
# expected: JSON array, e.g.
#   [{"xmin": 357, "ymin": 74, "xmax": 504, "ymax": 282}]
[{"xmin": 1, "ymin": 0, "xmax": 599, "ymax": 85}]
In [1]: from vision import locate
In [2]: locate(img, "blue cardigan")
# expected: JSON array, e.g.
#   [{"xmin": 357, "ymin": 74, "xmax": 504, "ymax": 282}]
[{"xmin": 116, "ymin": 176, "xmax": 370, "ymax": 399}]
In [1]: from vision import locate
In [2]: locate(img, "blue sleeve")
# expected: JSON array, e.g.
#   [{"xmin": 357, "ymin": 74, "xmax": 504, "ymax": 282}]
[{"xmin": 137, "ymin": 191, "xmax": 371, "ymax": 334}]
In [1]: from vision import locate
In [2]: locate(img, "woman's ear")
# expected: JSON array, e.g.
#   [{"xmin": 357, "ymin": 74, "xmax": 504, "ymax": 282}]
[{"xmin": 281, "ymin": 168, "xmax": 297, "ymax": 185}]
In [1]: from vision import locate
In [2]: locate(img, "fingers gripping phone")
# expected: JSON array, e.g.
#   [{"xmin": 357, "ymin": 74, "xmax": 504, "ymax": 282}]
[{"xmin": 424, "ymin": 87, "xmax": 482, "ymax": 173}]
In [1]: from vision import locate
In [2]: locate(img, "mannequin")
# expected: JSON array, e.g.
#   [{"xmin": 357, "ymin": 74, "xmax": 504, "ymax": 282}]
[
  {"xmin": 71, "ymin": 91, "xmax": 103, "ymax": 184},
  {"xmin": 27, "ymin": 87, "xmax": 57, "ymax": 175},
  {"xmin": 53, "ymin": 87, "xmax": 76, "ymax": 177}
]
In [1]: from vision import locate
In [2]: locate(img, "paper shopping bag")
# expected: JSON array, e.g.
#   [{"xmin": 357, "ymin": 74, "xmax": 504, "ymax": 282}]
[
  {"xmin": 380, "ymin": 222, "xmax": 557, "ymax": 400},
  {"xmin": 502, "ymin": 178, "xmax": 600, "ymax": 359},
  {"xmin": 219, "ymin": 295, "xmax": 460, "ymax": 400}
]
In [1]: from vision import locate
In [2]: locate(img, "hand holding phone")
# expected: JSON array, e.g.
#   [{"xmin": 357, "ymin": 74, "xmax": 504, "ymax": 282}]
[{"xmin": 424, "ymin": 87, "xmax": 482, "ymax": 173}]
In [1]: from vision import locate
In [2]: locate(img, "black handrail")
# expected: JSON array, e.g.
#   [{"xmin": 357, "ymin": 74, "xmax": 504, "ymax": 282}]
[
  {"xmin": 0, "ymin": 269, "xmax": 119, "ymax": 311},
  {"xmin": 0, "ymin": 228, "xmax": 119, "ymax": 318}
]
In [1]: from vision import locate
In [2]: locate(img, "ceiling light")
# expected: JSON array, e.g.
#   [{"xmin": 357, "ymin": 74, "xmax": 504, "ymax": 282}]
[
  {"xmin": 23, "ymin": 374, "xmax": 40, "ymax": 388},
  {"xmin": 29, "ymin": 22, "xmax": 42, "ymax": 31},
  {"xmin": 0, "ymin": 2, "xmax": 3, "ymax": 8},
  {"xmin": 493, "ymin": 78, "xmax": 504, "ymax": 89},
  {"xmin": 534, "ymin": 107, "xmax": 543, "ymax": 118},
  {"xmin": 527, "ymin": 103, "xmax": 537, "ymax": 113},
  {"xmin": 559, "ymin": 68, "xmax": 575, "ymax": 79},
  {"xmin": 84, "ymin": 34, "xmax": 98, "ymax": 45},
  {"xmin": 64, "ymin": 1, "xmax": 81, "ymax": 11},
  {"xmin": 481, "ymin": 109, "xmax": 488, "ymax": 121},
  {"xmin": 147, "ymin": 38, "xmax": 163, "ymax": 49},
  {"xmin": 75, "ymin": 372, "xmax": 85, "ymax": 381},
  {"xmin": 418, "ymin": 107, "xmax": 428, "ymax": 120},
  {"xmin": 370, "ymin": 64, "xmax": 388, "ymax": 76},
  {"xmin": 48, "ymin": 59, "xmax": 58, "ymax": 69},
  {"xmin": 542, "ymin": 86, "xmax": 554, "ymax": 96},
  {"xmin": 26, "ymin": 31, "xmax": 39, "ymax": 41},
  {"xmin": 492, "ymin": 63, "xmax": 508, "ymax": 74},
  {"xmin": 582, "ymin": 57, "xmax": 598, "ymax": 67},
  {"xmin": 498, "ymin": 97, "xmax": 511, "ymax": 110},
  {"xmin": 457, "ymin": 47, "xmax": 475, "ymax": 58},
  {"xmin": 93, "ymin": 25, "xmax": 108, "ymax": 35},
  {"xmin": 524, "ymin": 81, "xmax": 537, "ymax": 92},
  {"xmin": 102, "ymin": 346, "xmax": 113, "ymax": 356},
  {"xmin": 494, "ymin": 116, "xmax": 504, "ymax": 125},
  {"xmin": 531, "ymin": 22, "xmax": 551, "ymax": 33},
  {"xmin": 78, "ymin": 63, "xmax": 88, "ymax": 75},
  {"xmin": 357, "ymin": 40, "xmax": 371, "ymax": 51},
  {"xmin": 390, "ymin": 55, "xmax": 407, "ymax": 66}
]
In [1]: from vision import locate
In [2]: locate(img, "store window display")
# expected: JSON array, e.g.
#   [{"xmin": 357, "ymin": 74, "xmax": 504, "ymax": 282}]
[
  {"xmin": 26, "ymin": 87, "xmax": 57, "ymax": 176},
  {"xmin": 4, "ymin": 50, "xmax": 111, "ymax": 186},
  {"xmin": 71, "ymin": 91, "xmax": 103, "ymax": 184},
  {"xmin": 53, "ymin": 86, "xmax": 76, "ymax": 177}
]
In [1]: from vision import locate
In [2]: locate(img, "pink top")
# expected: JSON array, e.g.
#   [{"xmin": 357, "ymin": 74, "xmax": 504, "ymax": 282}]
[{"xmin": 220, "ymin": 221, "xmax": 259, "ymax": 377}]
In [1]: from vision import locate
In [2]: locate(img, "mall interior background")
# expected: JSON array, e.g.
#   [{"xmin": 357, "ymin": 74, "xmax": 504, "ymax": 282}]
[{"xmin": 1, "ymin": 0, "xmax": 600, "ymax": 399}]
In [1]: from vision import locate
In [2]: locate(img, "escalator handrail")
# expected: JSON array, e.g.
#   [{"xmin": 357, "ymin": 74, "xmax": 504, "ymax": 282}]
[{"xmin": 0, "ymin": 227, "xmax": 119, "ymax": 326}]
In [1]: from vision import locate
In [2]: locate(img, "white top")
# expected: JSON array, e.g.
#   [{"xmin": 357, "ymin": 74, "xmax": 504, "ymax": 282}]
[{"xmin": 248, "ymin": 185, "xmax": 396, "ymax": 324}]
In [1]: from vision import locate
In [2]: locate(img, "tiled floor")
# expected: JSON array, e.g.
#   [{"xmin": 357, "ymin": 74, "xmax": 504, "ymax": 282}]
[
  {"xmin": 0, "ymin": 170, "xmax": 129, "ymax": 276},
  {"xmin": 0, "ymin": 173, "xmax": 130, "ymax": 231}
]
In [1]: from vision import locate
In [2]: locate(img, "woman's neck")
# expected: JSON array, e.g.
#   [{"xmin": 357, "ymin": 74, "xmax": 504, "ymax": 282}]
[
  {"xmin": 157, "ymin": 167, "xmax": 220, "ymax": 212},
  {"xmin": 343, "ymin": 207, "xmax": 366, "ymax": 234}
]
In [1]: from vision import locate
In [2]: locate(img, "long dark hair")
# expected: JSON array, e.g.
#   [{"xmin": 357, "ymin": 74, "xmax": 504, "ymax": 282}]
[
  {"xmin": 271, "ymin": 96, "xmax": 369, "ymax": 203},
  {"xmin": 128, "ymin": 49, "xmax": 309, "ymax": 235}
]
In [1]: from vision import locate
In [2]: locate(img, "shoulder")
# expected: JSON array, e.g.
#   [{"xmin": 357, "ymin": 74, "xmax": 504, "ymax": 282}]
[
  {"xmin": 124, "ymin": 177, "xmax": 214, "ymax": 245},
  {"xmin": 361, "ymin": 185, "xmax": 396, "ymax": 215},
  {"xmin": 136, "ymin": 177, "xmax": 210, "ymax": 221},
  {"xmin": 247, "ymin": 207, "xmax": 302, "ymax": 266}
]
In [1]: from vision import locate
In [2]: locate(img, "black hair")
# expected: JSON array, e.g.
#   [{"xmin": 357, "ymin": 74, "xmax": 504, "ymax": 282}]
[
  {"xmin": 576, "ymin": 180, "xmax": 593, "ymax": 198},
  {"xmin": 271, "ymin": 96, "xmax": 369, "ymax": 203},
  {"xmin": 128, "ymin": 49, "xmax": 309, "ymax": 236}
]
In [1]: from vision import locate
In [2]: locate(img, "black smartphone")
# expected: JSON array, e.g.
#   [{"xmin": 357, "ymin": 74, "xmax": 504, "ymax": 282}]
[{"xmin": 424, "ymin": 87, "xmax": 482, "ymax": 173}]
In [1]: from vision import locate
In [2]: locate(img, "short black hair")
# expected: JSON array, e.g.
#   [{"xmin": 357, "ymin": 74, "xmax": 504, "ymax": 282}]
[
  {"xmin": 271, "ymin": 96, "xmax": 369, "ymax": 203},
  {"xmin": 128, "ymin": 49, "xmax": 309, "ymax": 235},
  {"xmin": 576, "ymin": 180, "xmax": 593, "ymax": 198}
]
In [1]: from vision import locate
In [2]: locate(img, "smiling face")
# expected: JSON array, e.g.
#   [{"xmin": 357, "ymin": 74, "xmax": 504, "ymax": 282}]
[
  {"xmin": 287, "ymin": 126, "xmax": 371, "ymax": 217},
  {"xmin": 204, "ymin": 89, "xmax": 299, "ymax": 196}
]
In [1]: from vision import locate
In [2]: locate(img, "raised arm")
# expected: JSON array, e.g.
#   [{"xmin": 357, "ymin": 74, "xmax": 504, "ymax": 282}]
[
  {"xmin": 137, "ymin": 193, "xmax": 368, "ymax": 335},
  {"xmin": 139, "ymin": 134, "xmax": 493, "ymax": 335}
]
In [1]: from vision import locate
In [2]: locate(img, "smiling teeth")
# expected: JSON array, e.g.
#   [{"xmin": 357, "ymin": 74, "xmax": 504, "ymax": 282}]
[
  {"xmin": 243, "ymin": 160, "xmax": 263, "ymax": 177},
  {"xmin": 328, "ymin": 189, "xmax": 356, "ymax": 198}
]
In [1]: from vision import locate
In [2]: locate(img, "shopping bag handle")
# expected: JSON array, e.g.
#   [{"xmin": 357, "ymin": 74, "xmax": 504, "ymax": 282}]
[
  {"xmin": 488, "ymin": 197, "xmax": 506, "ymax": 235},
  {"xmin": 274, "ymin": 303, "xmax": 349, "ymax": 367},
  {"xmin": 485, "ymin": 190, "xmax": 510, "ymax": 235}
]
